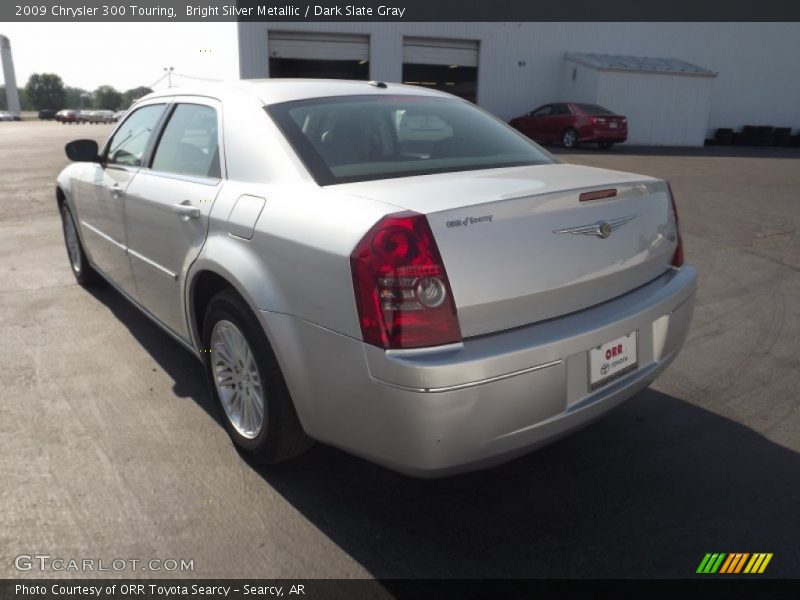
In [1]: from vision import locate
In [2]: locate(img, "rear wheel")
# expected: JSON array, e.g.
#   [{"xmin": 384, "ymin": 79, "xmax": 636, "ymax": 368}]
[
  {"xmin": 60, "ymin": 204, "xmax": 99, "ymax": 285},
  {"xmin": 202, "ymin": 289, "xmax": 313, "ymax": 464},
  {"xmin": 598, "ymin": 141, "xmax": 614, "ymax": 150},
  {"xmin": 562, "ymin": 128, "xmax": 578, "ymax": 149}
]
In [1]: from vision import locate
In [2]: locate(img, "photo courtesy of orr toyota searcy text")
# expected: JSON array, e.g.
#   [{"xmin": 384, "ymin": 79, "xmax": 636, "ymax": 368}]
[{"xmin": 15, "ymin": 584, "xmax": 298, "ymax": 597}]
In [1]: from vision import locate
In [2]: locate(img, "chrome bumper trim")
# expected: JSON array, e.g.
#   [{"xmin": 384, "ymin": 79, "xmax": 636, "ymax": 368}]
[{"xmin": 372, "ymin": 359, "xmax": 563, "ymax": 394}]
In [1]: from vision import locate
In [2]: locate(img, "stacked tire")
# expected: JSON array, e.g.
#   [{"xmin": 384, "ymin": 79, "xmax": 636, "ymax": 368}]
[
  {"xmin": 742, "ymin": 126, "xmax": 758, "ymax": 146},
  {"xmin": 756, "ymin": 126, "xmax": 774, "ymax": 147},
  {"xmin": 715, "ymin": 125, "xmax": 797, "ymax": 148},
  {"xmin": 774, "ymin": 127, "xmax": 792, "ymax": 147},
  {"xmin": 714, "ymin": 128, "xmax": 733, "ymax": 145}
]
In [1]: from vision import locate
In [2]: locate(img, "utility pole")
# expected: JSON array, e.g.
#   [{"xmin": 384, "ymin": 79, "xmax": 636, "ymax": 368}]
[{"xmin": 163, "ymin": 66, "xmax": 174, "ymax": 88}]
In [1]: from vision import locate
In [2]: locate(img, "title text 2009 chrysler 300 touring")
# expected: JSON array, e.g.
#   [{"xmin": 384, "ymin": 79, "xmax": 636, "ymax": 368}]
[{"xmin": 56, "ymin": 80, "xmax": 695, "ymax": 477}]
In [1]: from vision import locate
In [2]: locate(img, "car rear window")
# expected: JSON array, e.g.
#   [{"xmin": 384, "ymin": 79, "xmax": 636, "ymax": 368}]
[
  {"xmin": 575, "ymin": 104, "xmax": 615, "ymax": 115},
  {"xmin": 266, "ymin": 95, "xmax": 554, "ymax": 185}
]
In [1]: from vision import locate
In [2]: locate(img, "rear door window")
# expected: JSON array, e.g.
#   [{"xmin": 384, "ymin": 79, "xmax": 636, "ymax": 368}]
[
  {"xmin": 151, "ymin": 103, "xmax": 221, "ymax": 179},
  {"xmin": 552, "ymin": 104, "xmax": 572, "ymax": 115}
]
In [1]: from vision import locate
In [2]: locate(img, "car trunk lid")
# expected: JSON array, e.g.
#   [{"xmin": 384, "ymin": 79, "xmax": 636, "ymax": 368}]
[{"xmin": 338, "ymin": 164, "xmax": 679, "ymax": 337}]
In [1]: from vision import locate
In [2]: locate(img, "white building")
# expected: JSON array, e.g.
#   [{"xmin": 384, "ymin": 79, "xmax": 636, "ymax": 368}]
[{"xmin": 238, "ymin": 22, "xmax": 800, "ymax": 146}]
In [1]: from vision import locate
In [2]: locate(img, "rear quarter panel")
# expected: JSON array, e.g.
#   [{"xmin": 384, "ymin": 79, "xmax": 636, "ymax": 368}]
[{"xmin": 187, "ymin": 181, "xmax": 402, "ymax": 347}]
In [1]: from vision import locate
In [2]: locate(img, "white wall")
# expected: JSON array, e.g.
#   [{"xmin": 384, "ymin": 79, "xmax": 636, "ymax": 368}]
[
  {"xmin": 559, "ymin": 62, "xmax": 599, "ymax": 104},
  {"xmin": 559, "ymin": 61, "xmax": 714, "ymax": 145},
  {"xmin": 596, "ymin": 71, "xmax": 714, "ymax": 146},
  {"xmin": 239, "ymin": 22, "xmax": 800, "ymax": 141}
]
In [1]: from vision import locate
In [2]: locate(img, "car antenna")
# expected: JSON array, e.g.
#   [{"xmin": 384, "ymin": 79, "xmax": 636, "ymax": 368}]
[{"xmin": 368, "ymin": 81, "xmax": 388, "ymax": 89}]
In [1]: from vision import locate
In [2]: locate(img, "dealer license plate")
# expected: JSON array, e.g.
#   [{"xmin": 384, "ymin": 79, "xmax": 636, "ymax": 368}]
[
  {"xmin": 588, "ymin": 331, "xmax": 638, "ymax": 390},
  {"xmin": 609, "ymin": 121, "xmax": 619, "ymax": 128}
]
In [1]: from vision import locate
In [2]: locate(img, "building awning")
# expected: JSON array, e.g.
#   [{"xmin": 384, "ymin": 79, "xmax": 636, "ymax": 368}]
[{"xmin": 565, "ymin": 52, "xmax": 717, "ymax": 77}]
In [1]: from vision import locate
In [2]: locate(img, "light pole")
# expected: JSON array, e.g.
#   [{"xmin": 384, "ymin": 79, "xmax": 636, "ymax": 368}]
[{"xmin": 163, "ymin": 66, "xmax": 174, "ymax": 88}]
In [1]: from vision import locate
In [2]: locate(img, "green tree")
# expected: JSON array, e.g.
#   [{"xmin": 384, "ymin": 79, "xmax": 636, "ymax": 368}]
[
  {"xmin": 24, "ymin": 73, "xmax": 67, "ymax": 110},
  {"xmin": 19, "ymin": 88, "xmax": 30, "ymax": 110},
  {"xmin": 123, "ymin": 86, "xmax": 153, "ymax": 107},
  {"xmin": 93, "ymin": 85, "xmax": 123, "ymax": 110},
  {"xmin": 65, "ymin": 86, "xmax": 92, "ymax": 109}
]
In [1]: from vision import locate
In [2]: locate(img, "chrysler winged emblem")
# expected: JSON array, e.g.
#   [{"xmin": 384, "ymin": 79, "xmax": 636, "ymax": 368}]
[{"xmin": 553, "ymin": 215, "xmax": 637, "ymax": 239}]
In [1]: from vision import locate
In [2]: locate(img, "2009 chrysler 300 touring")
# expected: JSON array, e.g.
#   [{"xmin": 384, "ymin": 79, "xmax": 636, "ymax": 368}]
[{"xmin": 56, "ymin": 80, "xmax": 696, "ymax": 477}]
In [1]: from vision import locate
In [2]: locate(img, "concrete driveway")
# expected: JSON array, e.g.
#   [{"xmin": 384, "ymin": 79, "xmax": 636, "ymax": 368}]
[{"xmin": 1, "ymin": 122, "xmax": 798, "ymax": 579}]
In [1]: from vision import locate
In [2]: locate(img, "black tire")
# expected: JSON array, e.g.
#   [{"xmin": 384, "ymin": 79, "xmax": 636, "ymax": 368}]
[
  {"xmin": 60, "ymin": 204, "xmax": 99, "ymax": 286},
  {"xmin": 562, "ymin": 128, "xmax": 578, "ymax": 149},
  {"xmin": 202, "ymin": 289, "xmax": 313, "ymax": 464},
  {"xmin": 598, "ymin": 141, "xmax": 614, "ymax": 150}
]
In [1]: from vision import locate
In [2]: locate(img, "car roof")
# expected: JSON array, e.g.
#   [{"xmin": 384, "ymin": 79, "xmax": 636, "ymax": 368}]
[{"xmin": 140, "ymin": 79, "xmax": 453, "ymax": 106}]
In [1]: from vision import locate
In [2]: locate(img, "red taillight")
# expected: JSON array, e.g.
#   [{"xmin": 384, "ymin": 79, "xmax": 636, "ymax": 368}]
[
  {"xmin": 590, "ymin": 116, "xmax": 607, "ymax": 125},
  {"xmin": 350, "ymin": 211, "xmax": 461, "ymax": 349},
  {"xmin": 666, "ymin": 182, "xmax": 685, "ymax": 267}
]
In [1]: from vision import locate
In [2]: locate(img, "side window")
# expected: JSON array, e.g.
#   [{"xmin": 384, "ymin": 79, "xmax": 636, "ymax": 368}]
[
  {"xmin": 151, "ymin": 104, "xmax": 221, "ymax": 179},
  {"xmin": 532, "ymin": 105, "xmax": 552, "ymax": 117},
  {"xmin": 106, "ymin": 104, "xmax": 166, "ymax": 167},
  {"xmin": 552, "ymin": 104, "xmax": 572, "ymax": 115}
]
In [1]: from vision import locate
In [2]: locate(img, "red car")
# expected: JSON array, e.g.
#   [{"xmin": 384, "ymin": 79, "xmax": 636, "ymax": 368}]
[
  {"xmin": 55, "ymin": 109, "xmax": 82, "ymax": 124},
  {"xmin": 509, "ymin": 102, "xmax": 627, "ymax": 149}
]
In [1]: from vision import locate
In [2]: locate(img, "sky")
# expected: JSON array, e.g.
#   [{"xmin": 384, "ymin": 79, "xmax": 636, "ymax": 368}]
[{"xmin": 1, "ymin": 23, "xmax": 239, "ymax": 92}]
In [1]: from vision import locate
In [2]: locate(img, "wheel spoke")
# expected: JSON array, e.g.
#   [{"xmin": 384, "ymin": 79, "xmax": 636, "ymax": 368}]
[
  {"xmin": 217, "ymin": 371, "xmax": 236, "ymax": 387},
  {"xmin": 241, "ymin": 389, "xmax": 252, "ymax": 433},
  {"xmin": 213, "ymin": 339, "xmax": 235, "ymax": 366}
]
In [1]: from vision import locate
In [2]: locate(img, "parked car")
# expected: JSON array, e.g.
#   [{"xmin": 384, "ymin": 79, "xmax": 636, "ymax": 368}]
[
  {"xmin": 85, "ymin": 110, "xmax": 115, "ymax": 124},
  {"xmin": 56, "ymin": 109, "xmax": 81, "ymax": 124},
  {"xmin": 0, "ymin": 111, "xmax": 15, "ymax": 121},
  {"xmin": 510, "ymin": 102, "xmax": 628, "ymax": 149},
  {"xmin": 38, "ymin": 109, "xmax": 57, "ymax": 120},
  {"xmin": 56, "ymin": 81, "xmax": 694, "ymax": 477},
  {"xmin": 112, "ymin": 110, "xmax": 127, "ymax": 122}
]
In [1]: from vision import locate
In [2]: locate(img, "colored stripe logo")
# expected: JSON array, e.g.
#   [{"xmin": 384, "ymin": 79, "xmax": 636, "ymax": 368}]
[{"xmin": 697, "ymin": 553, "xmax": 773, "ymax": 574}]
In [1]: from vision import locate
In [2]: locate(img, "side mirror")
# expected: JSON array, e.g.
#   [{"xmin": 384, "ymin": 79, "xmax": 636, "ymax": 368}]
[{"xmin": 65, "ymin": 139, "xmax": 100, "ymax": 162}]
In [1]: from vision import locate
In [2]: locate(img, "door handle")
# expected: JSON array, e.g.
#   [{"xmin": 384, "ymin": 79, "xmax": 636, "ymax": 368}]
[
  {"xmin": 173, "ymin": 201, "xmax": 201, "ymax": 219},
  {"xmin": 110, "ymin": 183, "xmax": 123, "ymax": 198}
]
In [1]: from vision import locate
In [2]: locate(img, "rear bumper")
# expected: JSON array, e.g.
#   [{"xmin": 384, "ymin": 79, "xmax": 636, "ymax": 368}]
[
  {"xmin": 262, "ymin": 265, "xmax": 696, "ymax": 477},
  {"xmin": 579, "ymin": 127, "xmax": 627, "ymax": 143}
]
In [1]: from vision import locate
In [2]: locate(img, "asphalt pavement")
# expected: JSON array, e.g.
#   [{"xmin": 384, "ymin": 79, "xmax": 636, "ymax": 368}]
[{"xmin": 1, "ymin": 121, "xmax": 798, "ymax": 580}]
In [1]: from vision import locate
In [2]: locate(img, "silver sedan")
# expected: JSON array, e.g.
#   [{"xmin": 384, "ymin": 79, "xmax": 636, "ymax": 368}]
[{"xmin": 56, "ymin": 80, "xmax": 696, "ymax": 477}]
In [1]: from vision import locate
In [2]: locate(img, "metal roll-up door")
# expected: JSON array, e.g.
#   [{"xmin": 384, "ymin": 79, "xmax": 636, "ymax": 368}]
[
  {"xmin": 402, "ymin": 37, "xmax": 479, "ymax": 67},
  {"xmin": 268, "ymin": 32, "xmax": 369, "ymax": 62}
]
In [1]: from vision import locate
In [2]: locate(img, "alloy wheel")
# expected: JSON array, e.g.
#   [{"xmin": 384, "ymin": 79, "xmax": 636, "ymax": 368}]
[
  {"xmin": 62, "ymin": 209, "xmax": 82, "ymax": 273},
  {"xmin": 210, "ymin": 319, "xmax": 265, "ymax": 439}
]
